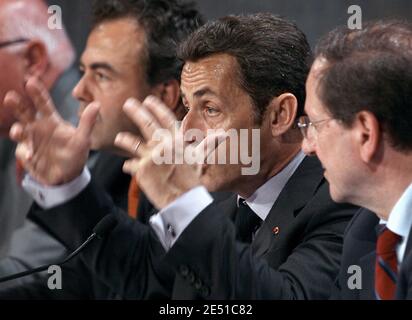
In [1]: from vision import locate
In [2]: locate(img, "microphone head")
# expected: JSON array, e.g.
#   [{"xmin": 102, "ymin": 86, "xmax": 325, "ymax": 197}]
[{"xmin": 93, "ymin": 215, "xmax": 118, "ymax": 239}]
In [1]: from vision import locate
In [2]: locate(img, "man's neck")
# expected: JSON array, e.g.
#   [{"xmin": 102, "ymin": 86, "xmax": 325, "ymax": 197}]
[
  {"xmin": 361, "ymin": 154, "xmax": 412, "ymax": 220},
  {"xmin": 236, "ymin": 144, "xmax": 302, "ymax": 199}
]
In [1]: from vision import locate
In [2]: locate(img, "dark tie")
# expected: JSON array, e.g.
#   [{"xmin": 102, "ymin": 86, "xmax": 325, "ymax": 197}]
[
  {"xmin": 375, "ymin": 226, "xmax": 401, "ymax": 300},
  {"xmin": 235, "ymin": 199, "xmax": 262, "ymax": 243}
]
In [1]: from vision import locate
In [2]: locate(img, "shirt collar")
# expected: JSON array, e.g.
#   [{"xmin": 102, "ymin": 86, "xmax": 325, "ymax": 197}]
[
  {"xmin": 385, "ymin": 182, "xmax": 412, "ymax": 241},
  {"xmin": 238, "ymin": 151, "xmax": 305, "ymax": 221}
]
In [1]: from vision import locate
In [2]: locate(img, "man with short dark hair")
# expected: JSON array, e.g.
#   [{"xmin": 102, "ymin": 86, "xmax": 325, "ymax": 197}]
[
  {"xmin": 299, "ymin": 20, "xmax": 412, "ymax": 299},
  {"xmin": 1, "ymin": 0, "xmax": 203, "ymax": 298},
  {"xmin": 11, "ymin": 14, "xmax": 357, "ymax": 299}
]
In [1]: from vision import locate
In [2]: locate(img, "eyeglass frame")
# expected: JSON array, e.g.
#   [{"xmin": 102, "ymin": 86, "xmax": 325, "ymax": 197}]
[
  {"xmin": 297, "ymin": 115, "xmax": 337, "ymax": 140},
  {"xmin": 0, "ymin": 38, "xmax": 29, "ymax": 50}
]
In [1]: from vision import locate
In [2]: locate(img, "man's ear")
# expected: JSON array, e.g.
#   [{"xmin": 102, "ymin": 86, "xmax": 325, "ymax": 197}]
[
  {"xmin": 353, "ymin": 111, "xmax": 381, "ymax": 163},
  {"xmin": 22, "ymin": 40, "xmax": 49, "ymax": 81},
  {"xmin": 151, "ymin": 79, "xmax": 181, "ymax": 112},
  {"xmin": 267, "ymin": 93, "xmax": 298, "ymax": 137}
]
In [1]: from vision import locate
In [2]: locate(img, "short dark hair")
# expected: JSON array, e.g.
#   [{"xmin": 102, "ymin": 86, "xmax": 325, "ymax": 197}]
[
  {"xmin": 315, "ymin": 20, "xmax": 412, "ymax": 151},
  {"xmin": 177, "ymin": 13, "xmax": 312, "ymax": 122},
  {"xmin": 92, "ymin": 0, "xmax": 204, "ymax": 85}
]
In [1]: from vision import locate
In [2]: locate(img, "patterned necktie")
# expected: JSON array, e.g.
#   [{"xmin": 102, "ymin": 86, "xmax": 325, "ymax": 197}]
[
  {"xmin": 127, "ymin": 176, "xmax": 139, "ymax": 219},
  {"xmin": 235, "ymin": 199, "xmax": 262, "ymax": 243},
  {"xmin": 375, "ymin": 226, "xmax": 401, "ymax": 300}
]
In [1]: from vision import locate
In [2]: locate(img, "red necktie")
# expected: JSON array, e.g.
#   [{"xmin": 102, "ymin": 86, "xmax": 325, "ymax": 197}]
[
  {"xmin": 375, "ymin": 226, "xmax": 401, "ymax": 300},
  {"xmin": 127, "ymin": 176, "xmax": 139, "ymax": 219}
]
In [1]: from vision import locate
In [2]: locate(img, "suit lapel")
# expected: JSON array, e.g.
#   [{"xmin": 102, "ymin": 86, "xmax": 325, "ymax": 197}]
[
  {"xmin": 91, "ymin": 152, "xmax": 129, "ymax": 190},
  {"xmin": 91, "ymin": 152, "xmax": 131, "ymax": 210},
  {"xmin": 359, "ymin": 251, "xmax": 377, "ymax": 299},
  {"xmin": 219, "ymin": 194, "xmax": 239, "ymax": 221},
  {"xmin": 252, "ymin": 156, "xmax": 325, "ymax": 257}
]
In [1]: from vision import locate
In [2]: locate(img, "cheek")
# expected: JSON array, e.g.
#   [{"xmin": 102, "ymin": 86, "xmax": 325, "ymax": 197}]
[
  {"xmin": 98, "ymin": 102, "xmax": 124, "ymax": 130},
  {"xmin": 0, "ymin": 71, "xmax": 24, "ymax": 99}
]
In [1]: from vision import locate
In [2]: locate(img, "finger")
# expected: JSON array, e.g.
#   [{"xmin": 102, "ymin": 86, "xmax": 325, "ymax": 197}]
[
  {"xmin": 9, "ymin": 123, "xmax": 26, "ymax": 142},
  {"xmin": 122, "ymin": 159, "xmax": 141, "ymax": 176},
  {"xmin": 114, "ymin": 132, "xmax": 146, "ymax": 158},
  {"xmin": 195, "ymin": 132, "xmax": 228, "ymax": 162},
  {"xmin": 15, "ymin": 142, "xmax": 33, "ymax": 163},
  {"xmin": 25, "ymin": 77, "xmax": 57, "ymax": 117},
  {"xmin": 76, "ymin": 102, "xmax": 100, "ymax": 140},
  {"xmin": 4, "ymin": 91, "xmax": 35, "ymax": 124},
  {"xmin": 142, "ymin": 95, "xmax": 177, "ymax": 132},
  {"xmin": 123, "ymin": 98, "xmax": 161, "ymax": 142}
]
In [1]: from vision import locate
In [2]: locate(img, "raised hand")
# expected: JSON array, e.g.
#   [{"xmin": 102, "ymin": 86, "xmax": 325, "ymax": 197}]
[
  {"xmin": 6, "ymin": 77, "xmax": 99, "ymax": 185},
  {"xmin": 114, "ymin": 96, "xmax": 226, "ymax": 209}
]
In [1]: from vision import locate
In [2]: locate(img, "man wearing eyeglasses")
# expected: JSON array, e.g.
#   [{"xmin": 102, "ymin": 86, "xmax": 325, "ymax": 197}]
[
  {"xmin": 301, "ymin": 20, "xmax": 412, "ymax": 300},
  {"xmin": 0, "ymin": 0, "xmax": 78, "ymax": 258}
]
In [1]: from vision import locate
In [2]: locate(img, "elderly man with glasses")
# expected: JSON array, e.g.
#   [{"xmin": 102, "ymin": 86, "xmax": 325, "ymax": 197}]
[{"xmin": 0, "ymin": 0, "xmax": 78, "ymax": 258}]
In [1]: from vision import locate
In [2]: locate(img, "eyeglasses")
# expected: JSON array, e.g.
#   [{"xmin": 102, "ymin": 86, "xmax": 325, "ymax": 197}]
[
  {"xmin": 297, "ymin": 115, "xmax": 335, "ymax": 140},
  {"xmin": 0, "ymin": 38, "xmax": 29, "ymax": 49}
]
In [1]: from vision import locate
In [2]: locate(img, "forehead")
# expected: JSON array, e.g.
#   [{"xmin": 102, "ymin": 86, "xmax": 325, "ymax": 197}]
[
  {"xmin": 305, "ymin": 58, "xmax": 330, "ymax": 116},
  {"xmin": 181, "ymin": 53, "xmax": 240, "ymax": 95},
  {"xmin": 82, "ymin": 18, "xmax": 147, "ymax": 68}
]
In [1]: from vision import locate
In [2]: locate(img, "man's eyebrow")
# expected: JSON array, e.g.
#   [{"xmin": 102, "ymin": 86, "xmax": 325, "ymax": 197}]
[
  {"xmin": 90, "ymin": 62, "xmax": 117, "ymax": 73},
  {"xmin": 180, "ymin": 87, "xmax": 216, "ymax": 99}
]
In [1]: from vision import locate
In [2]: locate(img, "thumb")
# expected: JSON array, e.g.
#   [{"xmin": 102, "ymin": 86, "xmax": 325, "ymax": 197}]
[{"xmin": 77, "ymin": 102, "xmax": 100, "ymax": 139}]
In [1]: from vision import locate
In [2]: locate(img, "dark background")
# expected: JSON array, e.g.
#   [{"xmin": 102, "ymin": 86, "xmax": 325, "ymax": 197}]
[{"xmin": 47, "ymin": 0, "xmax": 412, "ymax": 62}]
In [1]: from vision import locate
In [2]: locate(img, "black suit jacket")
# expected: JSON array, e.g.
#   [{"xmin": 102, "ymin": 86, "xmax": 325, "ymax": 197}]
[
  {"xmin": 0, "ymin": 152, "xmax": 130, "ymax": 299},
  {"xmin": 29, "ymin": 156, "xmax": 357, "ymax": 299},
  {"xmin": 333, "ymin": 208, "xmax": 412, "ymax": 299},
  {"xmin": 164, "ymin": 156, "xmax": 357, "ymax": 299}
]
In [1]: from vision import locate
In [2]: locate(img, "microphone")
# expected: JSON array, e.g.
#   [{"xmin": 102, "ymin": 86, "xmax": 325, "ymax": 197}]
[{"xmin": 0, "ymin": 215, "xmax": 118, "ymax": 284}]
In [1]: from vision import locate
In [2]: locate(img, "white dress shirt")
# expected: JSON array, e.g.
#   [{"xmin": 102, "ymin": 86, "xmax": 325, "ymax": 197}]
[
  {"xmin": 380, "ymin": 182, "xmax": 412, "ymax": 264},
  {"xmin": 23, "ymin": 168, "xmax": 91, "ymax": 209}
]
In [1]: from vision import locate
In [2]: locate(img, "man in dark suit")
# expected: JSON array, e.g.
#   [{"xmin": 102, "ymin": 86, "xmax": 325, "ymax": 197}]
[
  {"xmin": 11, "ymin": 14, "xmax": 357, "ymax": 299},
  {"xmin": 0, "ymin": 0, "xmax": 203, "ymax": 299},
  {"xmin": 300, "ymin": 20, "xmax": 412, "ymax": 299}
]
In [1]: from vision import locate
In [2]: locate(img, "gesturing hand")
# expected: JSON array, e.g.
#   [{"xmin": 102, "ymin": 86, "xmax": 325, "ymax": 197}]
[
  {"xmin": 6, "ymin": 77, "xmax": 99, "ymax": 185},
  {"xmin": 114, "ymin": 96, "xmax": 226, "ymax": 209}
]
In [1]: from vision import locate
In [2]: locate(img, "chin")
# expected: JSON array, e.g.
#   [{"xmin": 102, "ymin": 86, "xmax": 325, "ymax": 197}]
[
  {"xmin": 329, "ymin": 186, "xmax": 347, "ymax": 204},
  {"xmin": 90, "ymin": 136, "xmax": 107, "ymax": 152},
  {"xmin": 90, "ymin": 139, "xmax": 100, "ymax": 151},
  {"xmin": 201, "ymin": 172, "xmax": 226, "ymax": 192}
]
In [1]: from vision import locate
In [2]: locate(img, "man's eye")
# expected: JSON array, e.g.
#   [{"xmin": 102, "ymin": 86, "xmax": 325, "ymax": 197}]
[
  {"xmin": 206, "ymin": 107, "xmax": 219, "ymax": 116},
  {"xmin": 95, "ymin": 72, "xmax": 109, "ymax": 81}
]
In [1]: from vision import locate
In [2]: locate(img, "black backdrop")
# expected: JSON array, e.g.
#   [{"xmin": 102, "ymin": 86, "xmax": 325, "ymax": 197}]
[{"xmin": 47, "ymin": 0, "xmax": 412, "ymax": 63}]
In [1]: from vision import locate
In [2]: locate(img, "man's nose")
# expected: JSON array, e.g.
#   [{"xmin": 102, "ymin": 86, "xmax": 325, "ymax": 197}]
[
  {"xmin": 181, "ymin": 109, "xmax": 205, "ymax": 141},
  {"xmin": 301, "ymin": 136, "xmax": 316, "ymax": 156},
  {"xmin": 72, "ymin": 76, "xmax": 93, "ymax": 103}
]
